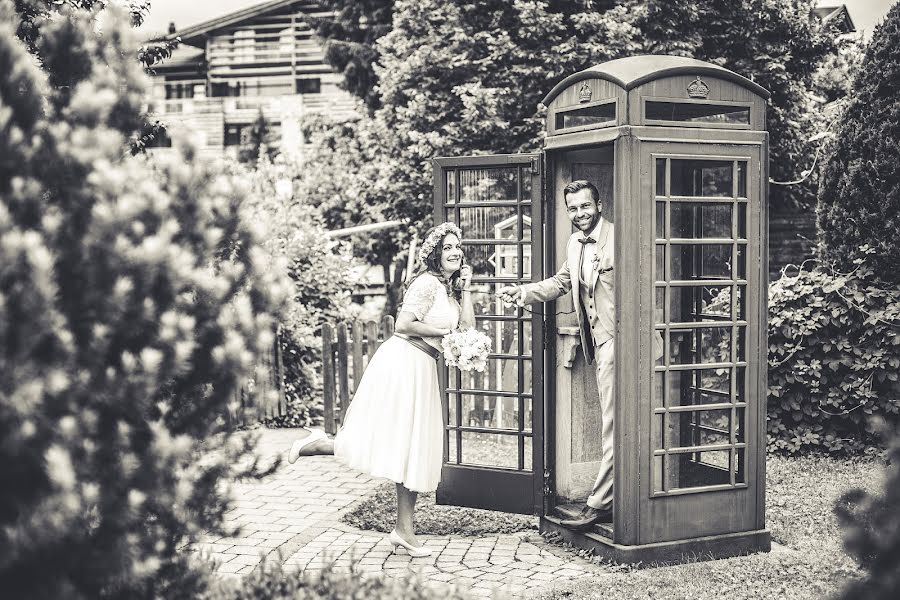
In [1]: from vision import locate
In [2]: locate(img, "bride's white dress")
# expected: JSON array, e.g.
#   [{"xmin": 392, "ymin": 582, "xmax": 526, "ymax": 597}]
[{"xmin": 334, "ymin": 273, "xmax": 459, "ymax": 493}]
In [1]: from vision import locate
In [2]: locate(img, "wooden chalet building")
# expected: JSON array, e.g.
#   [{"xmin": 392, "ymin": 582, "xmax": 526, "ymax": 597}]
[{"xmin": 145, "ymin": 0, "xmax": 357, "ymax": 159}]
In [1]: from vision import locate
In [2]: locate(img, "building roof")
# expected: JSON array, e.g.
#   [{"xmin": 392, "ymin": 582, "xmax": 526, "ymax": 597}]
[
  {"xmin": 813, "ymin": 5, "xmax": 856, "ymax": 34},
  {"xmin": 542, "ymin": 55, "xmax": 771, "ymax": 107},
  {"xmin": 153, "ymin": 0, "xmax": 309, "ymax": 47}
]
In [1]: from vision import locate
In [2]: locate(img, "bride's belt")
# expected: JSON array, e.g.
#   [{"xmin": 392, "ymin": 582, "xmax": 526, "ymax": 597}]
[{"xmin": 393, "ymin": 334, "xmax": 441, "ymax": 361}]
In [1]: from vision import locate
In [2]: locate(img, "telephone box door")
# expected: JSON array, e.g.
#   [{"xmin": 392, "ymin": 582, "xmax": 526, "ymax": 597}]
[{"xmin": 433, "ymin": 153, "xmax": 545, "ymax": 515}]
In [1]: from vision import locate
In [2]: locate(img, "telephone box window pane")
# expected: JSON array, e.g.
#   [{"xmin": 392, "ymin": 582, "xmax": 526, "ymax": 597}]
[
  {"xmin": 670, "ymin": 160, "xmax": 733, "ymax": 197},
  {"xmin": 448, "ymin": 432, "xmax": 458, "ymax": 463},
  {"xmin": 655, "ymin": 287, "xmax": 665, "ymax": 324},
  {"xmin": 737, "ymin": 204, "xmax": 747, "ymax": 239},
  {"xmin": 458, "ymin": 168, "xmax": 519, "ymax": 203},
  {"xmin": 523, "ymin": 321, "xmax": 532, "ymax": 357},
  {"xmin": 736, "ymin": 367, "xmax": 746, "ymax": 401},
  {"xmin": 737, "ymin": 327, "xmax": 746, "ymax": 361},
  {"xmin": 736, "ymin": 408, "xmax": 745, "ymax": 444},
  {"xmin": 736, "ymin": 449, "xmax": 746, "ymax": 483},
  {"xmin": 671, "ymin": 244, "xmax": 733, "ymax": 280},
  {"xmin": 458, "ymin": 206, "xmax": 520, "ymax": 240},
  {"xmin": 475, "ymin": 319, "xmax": 520, "ymax": 358},
  {"xmin": 522, "ymin": 206, "xmax": 532, "ymax": 241},
  {"xmin": 646, "ymin": 101, "xmax": 750, "ymax": 125},
  {"xmin": 655, "ymin": 245, "xmax": 666, "ymax": 281},
  {"xmin": 462, "ymin": 394, "xmax": 501, "ymax": 427},
  {"xmin": 523, "ymin": 437, "xmax": 533, "ymax": 471},
  {"xmin": 653, "ymin": 414, "xmax": 664, "ymax": 449},
  {"xmin": 656, "ymin": 159, "xmax": 666, "ymax": 196},
  {"xmin": 522, "ymin": 169, "xmax": 532, "ymax": 198},
  {"xmin": 656, "ymin": 202, "xmax": 665, "ymax": 239},
  {"xmin": 654, "ymin": 371, "xmax": 664, "ymax": 409},
  {"xmin": 670, "ymin": 203, "xmax": 732, "ymax": 239},
  {"xmin": 738, "ymin": 162, "xmax": 748, "ymax": 197},
  {"xmin": 446, "ymin": 172, "xmax": 456, "ymax": 204},
  {"xmin": 670, "ymin": 327, "xmax": 732, "ymax": 365},
  {"xmin": 667, "ymin": 369, "xmax": 732, "ymax": 407},
  {"xmin": 737, "ymin": 245, "xmax": 747, "ymax": 279},
  {"xmin": 521, "ymin": 397, "xmax": 533, "ymax": 432},
  {"xmin": 461, "ymin": 432, "xmax": 518, "ymax": 469},
  {"xmin": 555, "ymin": 101, "xmax": 616, "ymax": 130},
  {"xmin": 670, "ymin": 284, "xmax": 732, "ymax": 323},
  {"xmin": 736, "ymin": 285, "xmax": 746, "ymax": 320},
  {"xmin": 653, "ymin": 456, "xmax": 664, "ymax": 493},
  {"xmin": 471, "ymin": 287, "xmax": 519, "ymax": 317},
  {"xmin": 670, "ymin": 451, "xmax": 731, "ymax": 488},
  {"xmin": 458, "ymin": 358, "xmax": 521, "ymax": 394},
  {"xmin": 668, "ymin": 409, "xmax": 730, "ymax": 449},
  {"xmin": 448, "ymin": 393, "xmax": 459, "ymax": 426}
]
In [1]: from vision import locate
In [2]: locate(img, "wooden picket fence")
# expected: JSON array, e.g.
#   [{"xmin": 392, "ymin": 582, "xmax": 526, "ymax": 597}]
[
  {"xmin": 321, "ymin": 315, "xmax": 395, "ymax": 435},
  {"xmin": 228, "ymin": 329, "xmax": 287, "ymax": 426}
]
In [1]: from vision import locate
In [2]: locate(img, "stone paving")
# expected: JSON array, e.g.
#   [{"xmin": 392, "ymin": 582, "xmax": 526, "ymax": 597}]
[{"xmin": 192, "ymin": 428, "xmax": 606, "ymax": 597}]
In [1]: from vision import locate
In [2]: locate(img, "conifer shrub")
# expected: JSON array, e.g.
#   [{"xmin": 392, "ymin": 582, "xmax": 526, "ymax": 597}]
[
  {"xmin": 0, "ymin": 6, "xmax": 287, "ymax": 598},
  {"xmin": 817, "ymin": 2, "xmax": 900, "ymax": 282}
]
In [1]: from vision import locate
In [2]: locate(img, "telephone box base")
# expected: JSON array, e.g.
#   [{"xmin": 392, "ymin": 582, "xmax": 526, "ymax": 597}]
[{"xmin": 540, "ymin": 516, "xmax": 771, "ymax": 565}]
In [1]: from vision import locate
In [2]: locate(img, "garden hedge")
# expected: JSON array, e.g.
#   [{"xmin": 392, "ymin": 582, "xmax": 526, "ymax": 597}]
[{"xmin": 767, "ymin": 251, "xmax": 900, "ymax": 454}]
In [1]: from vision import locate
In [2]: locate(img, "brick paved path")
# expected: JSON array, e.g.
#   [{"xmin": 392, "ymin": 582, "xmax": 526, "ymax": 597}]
[{"xmin": 192, "ymin": 428, "xmax": 606, "ymax": 597}]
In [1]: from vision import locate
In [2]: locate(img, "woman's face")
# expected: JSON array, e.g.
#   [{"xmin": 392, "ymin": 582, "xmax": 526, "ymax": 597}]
[{"xmin": 439, "ymin": 233, "xmax": 463, "ymax": 274}]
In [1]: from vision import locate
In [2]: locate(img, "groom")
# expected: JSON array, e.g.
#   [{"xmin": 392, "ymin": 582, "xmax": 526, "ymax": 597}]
[{"xmin": 499, "ymin": 180, "xmax": 616, "ymax": 530}]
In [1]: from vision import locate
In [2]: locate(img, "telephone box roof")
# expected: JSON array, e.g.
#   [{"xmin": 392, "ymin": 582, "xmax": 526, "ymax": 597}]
[{"xmin": 542, "ymin": 55, "xmax": 771, "ymax": 106}]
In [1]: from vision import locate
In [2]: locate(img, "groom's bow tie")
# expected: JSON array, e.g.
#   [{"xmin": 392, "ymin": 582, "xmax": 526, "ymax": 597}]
[{"xmin": 578, "ymin": 236, "xmax": 596, "ymax": 244}]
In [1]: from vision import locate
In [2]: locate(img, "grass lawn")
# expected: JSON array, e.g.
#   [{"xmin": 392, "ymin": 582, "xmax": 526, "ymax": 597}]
[
  {"xmin": 534, "ymin": 454, "xmax": 884, "ymax": 600},
  {"xmin": 342, "ymin": 454, "xmax": 883, "ymax": 599}
]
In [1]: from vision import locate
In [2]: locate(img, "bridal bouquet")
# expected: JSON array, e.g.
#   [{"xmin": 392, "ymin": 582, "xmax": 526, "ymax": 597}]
[{"xmin": 441, "ymin": 328, "xmax": 492, "ymax": 372}]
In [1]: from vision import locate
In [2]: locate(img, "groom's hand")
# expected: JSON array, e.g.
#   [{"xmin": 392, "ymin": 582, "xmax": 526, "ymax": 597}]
[{"xmin": 497, "ymin": 285, "xmax": 519, "ymax": 306}]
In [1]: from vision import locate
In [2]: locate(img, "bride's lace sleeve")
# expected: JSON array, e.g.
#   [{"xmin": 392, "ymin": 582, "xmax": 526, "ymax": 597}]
[{"xmin": 399, "ymin": 274, "xmax": 441, "ymax": 321}]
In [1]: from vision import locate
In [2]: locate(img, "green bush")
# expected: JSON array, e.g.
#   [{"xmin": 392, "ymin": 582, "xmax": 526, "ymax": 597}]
[
  {"xmin": 835, "ymin": 424, "xmax": 900, "ymax": 600},
  {"xmin": 767, "ymin": 250, "xmax": 900, "ymax": 454},
  {"xmin": 0, "ymin": 6, "xmax": 285, "ymax": 598},
  {"xmin": 206, "ymin": 559, "xmax": 472, "ymax": 600},
  {"xmin": 237, "ymin": 157, "xmax": 357, "ymax": 427},
  {"xmin": 817, "ymin": 2, "xmax": 900, "ymax": 282}
]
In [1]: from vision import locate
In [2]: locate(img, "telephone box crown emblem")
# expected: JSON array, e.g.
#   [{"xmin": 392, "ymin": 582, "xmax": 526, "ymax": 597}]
[
  {"xmin": 687, "ymin": 76, "xmax": 710, "ymax": 99},
  {"xmin": 578, "ymin": 82, "xmax": 592, "ymax": 103}
]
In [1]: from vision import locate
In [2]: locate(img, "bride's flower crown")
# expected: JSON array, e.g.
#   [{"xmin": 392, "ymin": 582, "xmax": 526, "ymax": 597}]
[{"xmin": 417, "ymin": 222, "xmax": 462, "ymax": 263}]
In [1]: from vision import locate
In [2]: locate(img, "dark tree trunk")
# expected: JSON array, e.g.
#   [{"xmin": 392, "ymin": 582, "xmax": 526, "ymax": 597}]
[{"xmin": 381, "ymin": 257, "xmax": 405, "ymax": 317}]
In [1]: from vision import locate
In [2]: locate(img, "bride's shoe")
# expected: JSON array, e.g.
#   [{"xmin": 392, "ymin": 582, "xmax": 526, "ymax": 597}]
[
  {"xmin": 389, "ymin": 529, "xmax": 431, "ymax": 558},
  {"xmin": 287, "ymin": 429, "xmax": 327, "ymax": 464}
]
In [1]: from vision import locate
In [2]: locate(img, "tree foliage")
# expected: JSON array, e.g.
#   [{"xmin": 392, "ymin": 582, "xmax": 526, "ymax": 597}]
[
  {"xmin": 302, "ymin": 0, "xmax": 393, "ymax": 112},
  {"xmin": 817, "ymin": 1, "xmax": 900, "ymax": 283},
  {"xmin": 0, "ymin": 5, "xmax": 287, "ymax": 597},
  {"xmin": 767, "ymin": 249, "xmax": 900, "ymax": 455},
  {"xmin": 301, "ymin": 0, "xmax": 844, "ymax": 315},
  {"xmin": 237, "ymin": 156, "xmax": 357, "ymax": 427}
]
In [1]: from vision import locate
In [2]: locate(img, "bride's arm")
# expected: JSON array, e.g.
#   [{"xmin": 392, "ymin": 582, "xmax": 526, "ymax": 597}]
[
  {"xmin": 395, "ymin": 311, "xmax": 451, "ymax": 338},
  {"xmin": 458, "ymin": 265, "xmax": 475, "ymax": 330}
]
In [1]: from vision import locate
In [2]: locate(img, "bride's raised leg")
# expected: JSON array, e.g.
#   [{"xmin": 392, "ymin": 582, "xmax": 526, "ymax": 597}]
[{"xmin": 287, "ymin": 429, "xmax": 334, "ymax": 463}]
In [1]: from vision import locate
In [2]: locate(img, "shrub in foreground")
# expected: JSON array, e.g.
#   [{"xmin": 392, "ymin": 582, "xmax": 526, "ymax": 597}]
[
  {"xmin": 767, "ymin": 251, "xmax": 900, "ymax": 454},
  {"xmin": 0, "ymin": 6, "xmax": 285, "ymax": 598},
  {"xmin": 835, "ymin": 424, "xmax": 900, "ymax": 600},
  {"xmin": 207, "ymin": 560, "xmax": 472, "ymax": 600}
]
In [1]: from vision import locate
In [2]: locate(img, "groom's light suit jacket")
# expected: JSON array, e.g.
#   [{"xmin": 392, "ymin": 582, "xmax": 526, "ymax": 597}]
[{"xmin": 520, "ymin": 220, "xmax": 614, "ymax": 365}]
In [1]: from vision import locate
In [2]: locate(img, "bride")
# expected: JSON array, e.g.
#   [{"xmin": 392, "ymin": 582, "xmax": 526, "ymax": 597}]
[{"xmin": 287, "ymin": 222, "xmax": 475, "ymax": 557}]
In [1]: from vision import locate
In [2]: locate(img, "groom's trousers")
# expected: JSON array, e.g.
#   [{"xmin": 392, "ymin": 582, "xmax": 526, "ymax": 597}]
[{"xmin": 585, "ymin": 339, "xmax": 614, "ymax": 510}]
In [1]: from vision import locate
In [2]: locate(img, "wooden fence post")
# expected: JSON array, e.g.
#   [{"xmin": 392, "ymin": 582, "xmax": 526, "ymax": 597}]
[
  {"xmin": 352, "ymin": 322, "xmax": 364, "ymax": 393},
  {"xmin": 336, "ymin": 322, "xmax": 350, "ymax": 425},
  {"xmin": 322, "ymin": 323, "xmax": 336, "ymax": 435},
  {"xmin": 365, "ymin": 320, "xmax": 378, "ymax": 365},
  {"xmin": 381, "ymin": 315, "xmax": 395, "ymax": 340}
]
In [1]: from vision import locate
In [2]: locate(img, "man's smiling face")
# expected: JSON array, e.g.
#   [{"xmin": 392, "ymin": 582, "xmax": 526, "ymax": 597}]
[{"xmin": 565, "ymin": 187, "xmax": 601, "ymax": 233}]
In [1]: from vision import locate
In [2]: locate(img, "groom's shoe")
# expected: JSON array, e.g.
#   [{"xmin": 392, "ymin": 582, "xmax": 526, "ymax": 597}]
[{"xmin": 560, "ymin": 506, "xmax": 612, "ymax": 531}]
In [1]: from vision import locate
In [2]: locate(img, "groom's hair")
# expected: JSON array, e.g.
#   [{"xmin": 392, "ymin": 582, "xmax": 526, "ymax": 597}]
[{"xmin": 563, "ymin": 180, "xmax": 599, "ymax": 204}]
